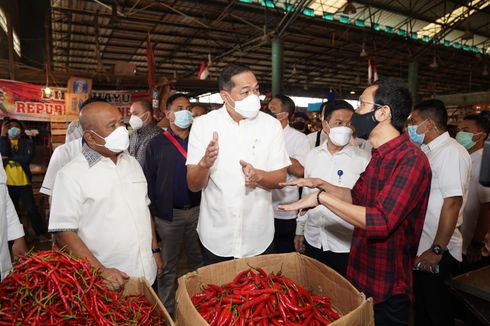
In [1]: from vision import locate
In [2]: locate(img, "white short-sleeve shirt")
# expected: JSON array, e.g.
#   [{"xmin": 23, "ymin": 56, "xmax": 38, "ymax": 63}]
[
  {"xmin": 418, "ymin": 132, "xmax": 471, "ymax": 261},
  {"xmin": 0, "ymin": 164, "xmax": 24, "ymax": 280},
  {"xmin": 40, "ymin": 139, "xmax": 83, "ymax": 196},
  {"xmin": 296, "ymin": 142, "xmax": 371, "ymax": 253},
  {"xmin": 272, "ymin": 125, "xmax": 311, "ymax": 220},
  {"xmin": 461, "ymin": 148, "xmax": 490, "ymax": 253},
  {"xmin": 187, "ymin": 106, "xmax": 291, "ymax": 258},
  {"xmin": 48, "ymin": 147, "xmax": 157, "ymax": 284}
]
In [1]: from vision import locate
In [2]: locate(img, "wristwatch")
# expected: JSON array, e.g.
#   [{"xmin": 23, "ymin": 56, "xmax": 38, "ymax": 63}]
[
  {"xmin": 430, "ymin": 244, "xmax": 447, "ymax": 255},
  {"xmin": 152, "ymin": 247, "xmax": 162, "ymax": 253}
]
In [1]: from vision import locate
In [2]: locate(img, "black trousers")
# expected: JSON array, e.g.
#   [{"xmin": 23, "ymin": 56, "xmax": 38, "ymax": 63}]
[
  {"xmin": 8, "ymin": 185, "xmax": 45, "ymax": 236},
  {"xmin": 413, "ymin": 251, "xmax": 460, "ymax": 326},
  {"xmin": 201, "ymin": 242, "xmax": 274, "ymax": 266},
  {"xmin": 374, "ymin": 294, "xmax": 410, "ymax": 326},
  {"xmin": 273, "ymin": 218, "xmax": 296, "ymax": 254},
  {"xmin": 304, "ymin": 240, "xmax": 349, "ymax": 277}
]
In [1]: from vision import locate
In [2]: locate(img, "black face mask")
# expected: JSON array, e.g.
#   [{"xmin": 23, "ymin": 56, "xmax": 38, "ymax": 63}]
[
  {"xmin": 351, "ymin": 110, "xmax": 378, "ymax": 140},
  {"xmin": 292, "ymin": 121, "xmax": 306, "ymax": 131}
]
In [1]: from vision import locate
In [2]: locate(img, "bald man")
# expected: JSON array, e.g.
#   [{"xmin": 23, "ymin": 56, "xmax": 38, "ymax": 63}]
[
  {"xmin": 48, "ymin": 102, "xmax": 162, "ymax": 289},
  {"xmin": 129, "ymin": 100, "xmax": 161, "ymax": 167}
]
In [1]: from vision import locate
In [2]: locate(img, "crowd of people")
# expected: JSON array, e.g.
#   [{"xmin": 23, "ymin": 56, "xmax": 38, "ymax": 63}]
[{"xmin": 1, "ymin": 63, "xmax": 489, "ymax": 326}]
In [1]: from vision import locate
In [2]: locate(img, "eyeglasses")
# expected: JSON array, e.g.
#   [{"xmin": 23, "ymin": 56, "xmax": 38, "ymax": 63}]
[{"xmin": 358, "ymin": 97, "xmax": 383, "ymax": 109}]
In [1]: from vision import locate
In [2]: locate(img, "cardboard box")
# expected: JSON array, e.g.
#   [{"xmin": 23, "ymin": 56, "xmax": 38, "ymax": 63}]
[
  {"xmin": 449, "ymin": 265, "xmax": 490, "ymax": 302},
  {"xmin": 175, "ymin": 253, "xmax": 374, "ymax": 325},
  {"xmin": 124, "ymin": 277, "xmax": 175, "ymax": 326}
]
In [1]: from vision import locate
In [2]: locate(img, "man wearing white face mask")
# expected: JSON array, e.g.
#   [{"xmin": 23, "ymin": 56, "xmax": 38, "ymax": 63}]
[
  {"xmin": 48, "ymin": 101, "xmax": 161, "ymax": 290},
  {"xmin": 128, "ymin": 100, "xmax": 161, "ymax": 167},
  {"xmin": 294, "ymin": 100, "xmax": 370, "ymax": 276},
  {"xmin": 143, "ymin": 93, "xmax": 202, "ymax": 315},
  {"xmin": 187, "ymin": 64, "xmax": 291, "ymax": 265}
]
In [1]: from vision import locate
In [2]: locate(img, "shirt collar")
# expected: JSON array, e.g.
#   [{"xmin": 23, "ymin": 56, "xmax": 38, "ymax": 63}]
[
  {"xmin": 82, "ymin": 143, "xmax": 103, "ymax": 167},
  {"xmin": 422, "ymin": 132, "xmax": 450, "ymax": 153},
  {"xmin": 320, "ymin": 139, "xmax": 355, "ymax": 157},
  {"xmin": 373, "ymin": 133, "xmax": 408, "ymax": 157}
]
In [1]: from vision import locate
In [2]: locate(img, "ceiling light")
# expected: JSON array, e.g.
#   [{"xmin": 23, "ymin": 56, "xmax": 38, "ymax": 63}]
[
  {"xmin": 360, "ymin": 41, "xmax": 368, "ymax": 57},
  {"xmin": 343, "ymin": 0, "xmax": 356, "ymax": 15},
  {"xmin": 350, "ymin": 91, "xmax": 356, "ymax": 94},
  {"xmin": 429, "ymin": 56, "xmax": 438, "ymax": 69}
]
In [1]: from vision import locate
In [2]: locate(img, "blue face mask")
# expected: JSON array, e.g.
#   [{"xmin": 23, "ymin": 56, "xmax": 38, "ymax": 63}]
[
  {"xmin": 407, "ymin": 120, "xmax": 428, "ymax": 145},
  {"xmin": 8, "ymin": 127, "xmax": 21, "ymax": 138},
  {"xmin": 456, "ymin": 131, "xmax": 478, "ymax": 150},
  {"xmin": 174, "ymin": 110, "xmax": 193, "ymax": 129}
]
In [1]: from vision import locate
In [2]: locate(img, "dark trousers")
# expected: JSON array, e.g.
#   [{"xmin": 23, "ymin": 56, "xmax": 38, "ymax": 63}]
[
  {"xmin": 304, "ymin": 240, "xmax": 349, "ymax": 277},
  {"xmin": 273, "ymin": 218, "xmax": 296, "ymax": 253},
  {"xmin": 201, "ymin": 242, "xmax": 274, "ymax": 266},
  {"xmin": 374, "ymin": 294, "xmax": 410, "ymax": 326},
  {"xmin": 8, "ymin": 185, "xmax": 45, "ymax": 236},
  {"xmin": 413, "ymin": 251, "xmax": 460, "ymax": 326}
]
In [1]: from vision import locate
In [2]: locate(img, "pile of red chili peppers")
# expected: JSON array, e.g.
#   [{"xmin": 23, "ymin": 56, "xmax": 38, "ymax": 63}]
[
  {"xmin": 192, "ymin": 268, "xmax": 340, "ymax": 325},
  {"xmin": 0, "ymin": 250, "xmax": 164, "ymax": 325}
]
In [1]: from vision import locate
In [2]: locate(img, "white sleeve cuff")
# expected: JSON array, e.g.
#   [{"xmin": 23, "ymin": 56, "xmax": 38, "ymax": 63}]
[{"xmin": 7, "ymin": 223, "xmax": 25, "ymax": 241}]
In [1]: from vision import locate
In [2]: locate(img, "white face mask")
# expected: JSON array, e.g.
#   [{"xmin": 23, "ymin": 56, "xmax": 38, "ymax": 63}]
[
  {"xmin": 230, "ymin": 94, "xmax": 261, "ymax": 119},
  {"xmin": 91, "ymin": 126, "xmax": 129, "ymax": 153},
  {"xmin": 328, "ymin": 126, "xmax": 353, "ymax": 147},
  {"xmin": 129, "ymin": 114, "xmax": 144, "ymax": 130}
]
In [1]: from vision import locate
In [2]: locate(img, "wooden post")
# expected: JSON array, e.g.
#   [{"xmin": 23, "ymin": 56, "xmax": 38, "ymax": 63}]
[
  {"xmin": 45, "ymin": 10, "xmax": 52, "ymax": 77},
  {"xmin": 6, "ymin": 1, "xmax": 15, "ymax": 80}
]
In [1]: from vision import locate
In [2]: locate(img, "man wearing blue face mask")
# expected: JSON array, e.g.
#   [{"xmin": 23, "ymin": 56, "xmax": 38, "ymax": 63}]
[
  {"xmin": 187, "ymin": 64, "xmax": 291, "ymax": 266},
  {"xmin": 409, "ymin": 99, "xmax": 471, "ymax": 326},
  {"xmin": 456, "ymin": 115, "xmax": 490, "ymax": 272},
  {"xmin": 48, "ymin": 101, "xmax": 161, "ymax": 291},
  {"xmin": 143, "ymin": 93, "xmax": 202, "ymax": 315}
]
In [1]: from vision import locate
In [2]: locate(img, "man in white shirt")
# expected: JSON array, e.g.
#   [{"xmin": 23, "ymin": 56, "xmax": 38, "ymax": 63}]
[
  {"xmin": 294, "ymin": 100, "xmax": 370, "ymax": 276},
  {"xmin": 268, "ymin": 94, "xmax": 311, "ymax": 253},
  {"xmin": 187, "ymin": 64, "xmax": 291, "ymax": 265},
  {"xmin": 0, "ymin": 163, "xmax": 26, "ymax": 281},
  {"xmin": 456, "ymin": 115, "xmax": 490, "ymax": 271},
  {"xmin": 48, "ymin": 102, "xmax": 161, "ymax": 289},
  {"xmin": 40, "ymin": 138, "xmax": 82, "ymax": 198},
  {"xmin": 408, "ymin": 99, "xmax": 471, "ymax": 326},
  {"xmin": 307, "ymin": 104, "xmax": 328, "ymax": 148}
]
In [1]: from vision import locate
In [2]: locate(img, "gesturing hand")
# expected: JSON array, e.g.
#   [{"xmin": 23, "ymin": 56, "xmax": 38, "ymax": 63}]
[
  {"xmin": 278, "ymin": 191, "xmax": 319, "ymax": 215},
  {"xmin": 239, "ymin": 160, "xmax": 263, "ymax": 189},
  {"xmin": 199, "ymin": 131, "xmax": 219, "ymax": 169},
  {"xmin": 279, "ymin": 178, "xmax": 324, "ymax": 189}
]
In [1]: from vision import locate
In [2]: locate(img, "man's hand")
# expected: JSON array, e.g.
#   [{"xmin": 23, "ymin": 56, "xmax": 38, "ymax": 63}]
[
  {"xmin": 11, "ymin": 237, "xmax": 27, "ymax": 264},
  {"xmin": 278, "ymin": 191, "xmax": 319, "ymax": 215},
  {"xmin": 199, "ymin": 132, "xmax": 219, "ymax": 169},
  {"xmin": 100, "ymin": 267, "xmax": 130, "ymax": 290},
  {"xmin": 154, "ymin": 253, "xmax": 164, "ymax": 275},
  {"xmin": 279, "ymin": 178, "xmax": 324, "ymax": 189},
  {"xmin": 415, "ymin": 250, "xmax": 443, "ymax": 274},
  {"xmin": 239, "ymin": 160, "xmax": 263, "ymax": 189},
  {"xmin": 294, "ymin": 235, "xmax": 305, "ymax": 253}
]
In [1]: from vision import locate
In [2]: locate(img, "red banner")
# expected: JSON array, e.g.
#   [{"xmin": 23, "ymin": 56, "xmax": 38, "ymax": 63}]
[{"xmin": 0, "ymin": 79, "xmax": 149, "ymax": 122}]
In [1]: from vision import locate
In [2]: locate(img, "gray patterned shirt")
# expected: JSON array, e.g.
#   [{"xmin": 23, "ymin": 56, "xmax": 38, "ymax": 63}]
[{"xmin": 129, "ymin": 122, "xmax": 162, "ymax": 167}]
